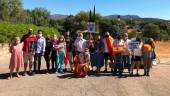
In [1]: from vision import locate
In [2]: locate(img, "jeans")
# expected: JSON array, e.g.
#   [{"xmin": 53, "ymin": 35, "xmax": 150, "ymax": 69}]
[
  {"xmin": 123, "ymin": 55, "xmax": 131, "ymax": 72},
  {"xmin": 56, "ymin": 51, "xmax": 65, "ymax": 72},
  {"xmin": 34, "ymin": 53, "xmax": 42, "ymax": 72}
]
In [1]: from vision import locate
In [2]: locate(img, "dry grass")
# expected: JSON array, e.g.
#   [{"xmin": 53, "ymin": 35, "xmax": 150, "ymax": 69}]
[
  {"xmin": 0, "ymin": 42, "xmax": 169, "ymax": 59},
  {"xmin": 156, "ymin": 41, "xmax": 170, "ymax": 58}
]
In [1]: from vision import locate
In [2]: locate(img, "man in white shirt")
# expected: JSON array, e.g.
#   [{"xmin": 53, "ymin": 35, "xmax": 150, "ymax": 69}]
[{"xmin": 74, "ymin": 32, "xmax": 87, "ymax": 53}]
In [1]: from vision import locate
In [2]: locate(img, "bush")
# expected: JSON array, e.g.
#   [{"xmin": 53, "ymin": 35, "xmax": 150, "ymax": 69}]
[
  {"xmin": 159, "ymin": 30, "xmax": 170, "ymax": 41},
  {"xmin": 0, "ymin": 21, "xmax": 60, "ymax": 43}
]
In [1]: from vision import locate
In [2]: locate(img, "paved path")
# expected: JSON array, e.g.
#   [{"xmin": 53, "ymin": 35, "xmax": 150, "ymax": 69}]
[{"xmin": 0, "ymin": 55, "xmax": 170, "ymax": 96}]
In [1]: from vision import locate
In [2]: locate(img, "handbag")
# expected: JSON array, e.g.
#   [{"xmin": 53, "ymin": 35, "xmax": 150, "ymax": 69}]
[{"xmin": 152, "ymin": 51, "xmax": 156, "ymax": 59}]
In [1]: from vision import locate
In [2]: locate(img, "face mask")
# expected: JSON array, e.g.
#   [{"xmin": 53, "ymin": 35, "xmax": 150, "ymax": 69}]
[
  {"xmin": 105, "ymin": 35, "xmax": 109, "ymax": 37},
  {"xmin": 60, "ymin": 39, "xmax": 64, "ymax": 41},
  {"xmin": 54, "ymin": 37, "xmax": 57, "ymax": 40},
  {"xmin": 97, "ymin": 39, "xmax": 101, "ymax": 41},
  {"xmin": 38, "ymin": 34, "xmax": 42, "ymax": 37},
  {"xmin": 66, "ymin": 34, "xmax": 69, "ymax": 37},
  {"xmin": 28, "ymin": 31, "xmax": 32, "ymax": 36},
  {"xmin": 117, "ymin": 36, "xmax": 121, "ymax": 40}
]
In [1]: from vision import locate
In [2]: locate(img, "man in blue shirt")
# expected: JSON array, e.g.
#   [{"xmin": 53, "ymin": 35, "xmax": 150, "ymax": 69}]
[{"xmin": 33, "ymin": 30, "xmax": 46, "ymax": 74}]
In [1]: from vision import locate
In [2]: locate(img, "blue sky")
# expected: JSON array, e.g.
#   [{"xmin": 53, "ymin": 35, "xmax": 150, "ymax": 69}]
[{"xmin": 22, "ymin": 0, "xmax": 170, "ymax": 20}]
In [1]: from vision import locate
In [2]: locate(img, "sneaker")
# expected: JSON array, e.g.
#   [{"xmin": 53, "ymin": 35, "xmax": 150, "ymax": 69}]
[
  {"xmin": 55, "ymin": 70, "xmax": 59, "ymax": 74},
  {"xmin": 8, "ymin": 75, "xmax": 13, "ymax": 80},
  {"xmin": 16, "ymin": 74, "xmax": 20, "ymax": 78}
]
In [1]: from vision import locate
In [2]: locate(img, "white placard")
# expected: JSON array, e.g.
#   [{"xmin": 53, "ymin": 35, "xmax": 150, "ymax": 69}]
[
  {"xmin": 129, "ymin": 42, "xmax": 139, "ymax": 49},
  {"xmin": 87, "ymin": 22, "xmax": 95, "ymax": 33}
]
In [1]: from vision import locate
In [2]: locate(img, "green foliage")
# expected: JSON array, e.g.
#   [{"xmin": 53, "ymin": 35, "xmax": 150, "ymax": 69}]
[
  {"xmin": 159, "ymin": 30, "xmax": 170, "ymax": 41},
  {"xmin": 0, "ymin": 0, "xmax": 170, "ymax": 41},
  {"xmin": 31, "ymin": 8, "xmax": 50, "ymax": 26},
  {"xmin": 0, "ymin": 21, "xmax": 59, "ymax": 43},
  {"xmin": 128, "ymin": 30, "xmax": 137, "ymax": 39},
  {"xmin": 0, "ymin": 0, "xmax": 22, "ymax": 21},
  {"xmin": 142, "ymin": 23, "xmax": 160, "ymax": 40}
]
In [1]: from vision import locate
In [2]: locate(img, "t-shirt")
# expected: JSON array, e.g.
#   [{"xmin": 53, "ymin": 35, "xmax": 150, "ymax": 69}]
[
  {"xmin": 134, "ymin": 42, "xmax": 143, "ymax": 56},
  {"xmin": 21, "ymin": 34, "xmax": 37, "ymax": 52},
  {"xmin": 123, "ymin": 39, "xmax": 131, "ymax": 55},
  {"xmin": 45, "ymin": 41, "xmax": 53, "ymax": 54},
  {"xmin": 143, "ymin": 44, "xmax": 152, "ymax": 52},
  {"xmin": 74, "ymin": 37, "xmax": 87, "ymax": 52},
  {"xmin": 57, "ymin": 42, "xmax": 66, "ymax": 52}
]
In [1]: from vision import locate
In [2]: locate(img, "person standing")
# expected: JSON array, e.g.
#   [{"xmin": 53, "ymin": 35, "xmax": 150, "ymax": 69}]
[
  {"xmin": 102, "ymin": 32, "xmax": 114, "ymax": 72},
  {"xmin": 21, "ymin": 28, "xmax": 36, "ymax": 75},
  {"xmin": 142, "ymin": 38, "xmax": 154, "ymax": 76},
  {"xmin": 54, "ymin": 35, "xmax": 66, "ymax": 73},
  {"xmin": 44, "ymin": 35, "xmax": 53, "ymax": 73},
  {"xmin": 34, "ymin": 30, "xmax": 46, "ymax": 74},
  {"xmin": 112, "ymin": 33, "xmax": 126, "ymax": 76},
  {"xmin": 51, "ymin": 34, "xmax": 58, "ymax": 73},
  {"xmin": 65, "ymin": 31, "xmax": 74, "ymax": 71},
  {"xmin": 9, "ymin": 37, "xmax": 24, "ymax": 79},
  {"xmin": 123, "ymin": 33, "xmax": 132, "ymax": 73},
  {"xmin": 131, "ymin": 38, "xmax": 143, "ymax": 76},
  {"xmin": 93, "ymin": 36, "xmax": 104, "ymax": 75}
]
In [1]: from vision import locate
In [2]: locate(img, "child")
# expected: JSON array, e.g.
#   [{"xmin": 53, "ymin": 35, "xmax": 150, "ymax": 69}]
[
  {"xmin": 9, "ymin": 37, "xmax": 24, "ymax": 79},
  {"xmin": 55, "ymin": 35, "xmax": 66, "ymax": 73},
  {"xmin": 51, "ymin": 34, "xmax": 58, "ymax": 73}
]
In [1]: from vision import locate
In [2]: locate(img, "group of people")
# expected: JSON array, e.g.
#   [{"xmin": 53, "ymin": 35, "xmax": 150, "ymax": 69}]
[{"xmin": 8, "ymin": 28, "xmax": 156, "ymax": 79}]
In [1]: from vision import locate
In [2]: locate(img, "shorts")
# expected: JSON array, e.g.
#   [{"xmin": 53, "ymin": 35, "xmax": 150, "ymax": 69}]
[
  {"xmin": 104, "ymin": 53, "xmax": 112, "ymax": 61},
  {"xmin": 132, "ymin": 56, "xmax": 141, "ymax": 61},
  {"xmin": 23, "ymin": 52, "xmax": 34, "ymax": 63}
]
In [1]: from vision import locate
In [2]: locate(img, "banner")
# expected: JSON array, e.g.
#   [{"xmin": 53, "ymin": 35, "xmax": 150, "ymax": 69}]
[
  {"xmin": 129, "ymin": 42, "xmax": 139, "ymax": 49},
  {"xmin": 87, "ymin": 22, "xmax": 95, "ymax": 33},
  {"xmin": 113, "ymin": 45, "xmax": 126, "ymax": 53}
]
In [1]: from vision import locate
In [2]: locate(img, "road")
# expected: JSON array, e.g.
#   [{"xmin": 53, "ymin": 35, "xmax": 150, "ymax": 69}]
[{"xmin": 0, "ymin": 55, "xmax": 170, "ymax": 96}]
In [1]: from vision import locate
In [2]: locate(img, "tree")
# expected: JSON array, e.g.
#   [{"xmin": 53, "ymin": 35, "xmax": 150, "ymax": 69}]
[
  {"xmin": 8, "ymin": 0, "xmax": 23, "ymax": 21},
  {"xmin": 63, "ymin": 15, "xmax": 75, "ymax": 34},
  {"xmin": 142, "ymin": 23, "xmax": 160, "ymax": 40},
  {"xmin": 74, "ymin": 11, "xmax": 89, "ymax": 31},
  {"xmin": 0, "ymin": 0, "xmax": 10, "ymax": 20},
  {"xmin": 0, "ymin": 0, "xmax": 23, "ymax": 21},
  {"xmin": 99, "ymin": 18, "xmax": 115, "ymax": 36},
  {"xmin": 31, "ymin": 8, "xmax": 50, "ymax": 26},
  {"xmin": 159, "ymin": 30, "xmax": 170, "ymax": 41}
]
